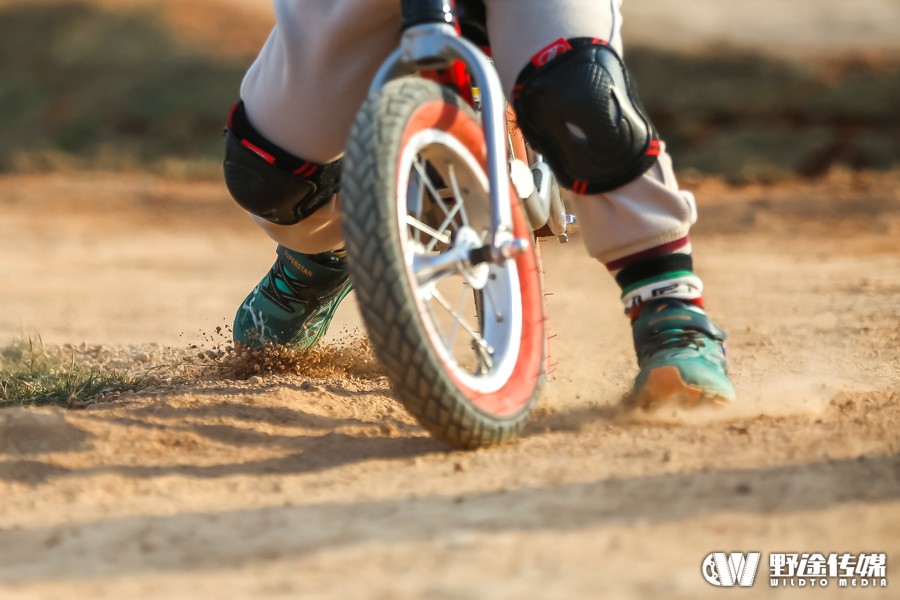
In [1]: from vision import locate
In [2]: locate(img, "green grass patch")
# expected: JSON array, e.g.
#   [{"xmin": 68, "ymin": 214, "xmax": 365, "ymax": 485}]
[{"xmin": 0, "ymin": 338, "xmax": 146, "ymax": 408}]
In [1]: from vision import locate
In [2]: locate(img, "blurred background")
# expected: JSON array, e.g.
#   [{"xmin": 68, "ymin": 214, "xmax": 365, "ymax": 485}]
[{"xmin": 1, "ymin": 0, "xmax": 898, "ymax": 183}]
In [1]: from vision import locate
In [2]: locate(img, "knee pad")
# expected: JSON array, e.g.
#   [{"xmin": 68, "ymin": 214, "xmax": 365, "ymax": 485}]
[
  {"xmin": 513, "ymin": 38, "xmax": 660, "ymax": 194},
  {"xmin": 223, "ymin": 102, "xmax": 341, "ymax": 226}
]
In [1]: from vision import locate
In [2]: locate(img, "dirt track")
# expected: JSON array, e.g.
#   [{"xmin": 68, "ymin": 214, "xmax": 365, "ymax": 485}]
[{"xmin": 0, "ymin": 171, "xmax": 898, "ymax": 598}]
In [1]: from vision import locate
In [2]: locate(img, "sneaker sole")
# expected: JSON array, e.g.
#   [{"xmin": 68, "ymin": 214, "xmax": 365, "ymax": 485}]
[{"xmin": 633, "ymin": 365, "xmax": 732, "ymax": 410}]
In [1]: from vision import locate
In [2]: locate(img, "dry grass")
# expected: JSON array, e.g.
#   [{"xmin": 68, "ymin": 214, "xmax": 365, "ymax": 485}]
[{"xmin": 0, "ymin": 337, "xmax": 148, "ymax": 408}]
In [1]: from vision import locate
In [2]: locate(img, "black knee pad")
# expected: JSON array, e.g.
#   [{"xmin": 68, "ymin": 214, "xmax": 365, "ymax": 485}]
[
  {"xmin": 223, "ymin": 102, "xmax": 341, "ymax": 225},
  {"xmin": 513, "ymin": 38, "xmax": 660, "ymax": 194}
]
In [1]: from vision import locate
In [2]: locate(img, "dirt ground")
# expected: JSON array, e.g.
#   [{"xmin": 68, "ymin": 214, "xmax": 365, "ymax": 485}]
[{"xmin": 0, "ymin": 170, "xmax": 898, "ymax": 599}]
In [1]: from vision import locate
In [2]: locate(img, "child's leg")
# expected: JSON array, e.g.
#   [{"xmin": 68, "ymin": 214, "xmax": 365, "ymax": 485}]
[
  {"xmin": 225, "ymin": 0, "xmax": 399, "ymax": 347},
  {"xmin": 231, "ymin": 0, "xmax": 400, "ymax": 255},
  {"xmin": 240, "ymin": 0, "xmax": 400, "ymax": 163},
  {"xmin": 488, "ymin": 0, "xmax": 695, "ymax": 298},
  {"xmin": 487, "ymin": 0, "xmax": 734, "ymax": 406}
]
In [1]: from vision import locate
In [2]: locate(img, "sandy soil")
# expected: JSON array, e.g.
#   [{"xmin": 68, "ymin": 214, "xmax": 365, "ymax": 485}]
[{"xmin": 0, "ymin": 170, "xmax": 898, "ymax": 598}]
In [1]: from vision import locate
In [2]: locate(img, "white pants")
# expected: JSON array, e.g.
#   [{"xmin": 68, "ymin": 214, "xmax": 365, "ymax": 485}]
[{"xmin": 240, "ymin": 0, "xmax": 697, "ymax": 264}]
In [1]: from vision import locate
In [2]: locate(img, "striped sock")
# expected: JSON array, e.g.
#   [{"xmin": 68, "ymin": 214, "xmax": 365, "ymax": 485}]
[{"xmin": 606, "ymin": 236, "xmax": 705, "ymax": 320}]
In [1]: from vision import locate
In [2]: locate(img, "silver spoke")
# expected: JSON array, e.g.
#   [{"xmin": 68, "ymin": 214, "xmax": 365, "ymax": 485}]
[
  {"xmin": 413, "ymin": 160, "xmax": 451, "ymax": 217},
  {"xmin": 447, "ymin": 164, "xmax": 471, "ymax": 228},
  {"xmin": 431, "ymin": 287, "xmax": 493, "ymax": 370},
  {"xmin": 405, "ymin": 215, "xmax": 451, "ymax": 245},
  {"xmin": 425, "ymin": 200, "xmax": 463, "ymax": 253}
]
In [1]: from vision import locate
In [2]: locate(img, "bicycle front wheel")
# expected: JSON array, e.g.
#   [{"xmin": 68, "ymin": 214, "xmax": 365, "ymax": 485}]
[{"xmin": 342, "ymin": 78, "xmax": 545, "ymax": 449}]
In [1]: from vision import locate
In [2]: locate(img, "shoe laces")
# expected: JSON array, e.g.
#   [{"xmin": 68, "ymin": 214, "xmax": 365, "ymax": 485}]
[
  {"xmin": 260, "ymin": 260, "xmax": 313, "ymax": 313},
  {"xmin": 638, "ymin": 329, "xmax": 708, "ymax": 362}
]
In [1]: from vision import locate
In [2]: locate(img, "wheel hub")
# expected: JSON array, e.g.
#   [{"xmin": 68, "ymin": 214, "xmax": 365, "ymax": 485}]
[{"xmin": 455, "ymin": 226, "xmax": 490, "ymax": 289}]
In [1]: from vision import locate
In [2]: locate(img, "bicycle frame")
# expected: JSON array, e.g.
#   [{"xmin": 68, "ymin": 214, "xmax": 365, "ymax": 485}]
[{"xmin": 370, "ymin": 0, "xmax": 517, "ymax": 256}]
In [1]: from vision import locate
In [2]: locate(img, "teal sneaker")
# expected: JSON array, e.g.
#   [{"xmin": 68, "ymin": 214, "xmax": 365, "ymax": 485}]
[
  {"xmin": 631, "ymin": 298, "xmax": 736, "ymax": 408},
  {"xmin": 234, "ymin": 245, "xmax": 352, "ymax": 349}
]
